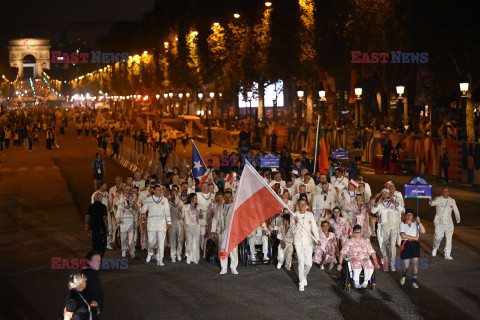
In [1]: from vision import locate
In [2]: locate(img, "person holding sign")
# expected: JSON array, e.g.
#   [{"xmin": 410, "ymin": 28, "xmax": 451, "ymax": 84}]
[
  {"xmin": 429, "ymin": 186, "xmax": 460, "ymax": 260},
  {"xmin": 399, "ymin": 209, "xmax": 426, "ymax": 288}
]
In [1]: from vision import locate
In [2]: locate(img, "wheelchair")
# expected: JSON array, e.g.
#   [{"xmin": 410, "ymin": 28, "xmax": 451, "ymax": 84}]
[
  {"xmin": 340, "ymin": 258, "xmax": 376, "ymax": 291},
  {"xmin": 238, "ymin": 237, "xmax": 274, "ymax": 266}
]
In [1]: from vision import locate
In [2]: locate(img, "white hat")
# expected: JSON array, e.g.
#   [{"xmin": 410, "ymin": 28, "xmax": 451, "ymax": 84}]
[{"xmin": 292, "ymin": 170, "xmax": 299, "ymax": 176}]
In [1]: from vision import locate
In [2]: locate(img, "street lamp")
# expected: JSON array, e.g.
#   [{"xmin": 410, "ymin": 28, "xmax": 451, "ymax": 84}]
[
  {"xmin": 297, "ymin": 90, "xmax": 304, "ymax": 100},
  {"xmin": 354, "ymin": 87, "xmax": 362, "ymax": 127},
  {"xmin": 178, "ymin": 93, "xmax": 183, "ymax": 99},
  {"xmin": 318, "ymin": 90, "xmax": 326, "ymax": 101},
  {"xmin": 396, "ymin": 86, "xmax": 405, "ymax": 99},
  {"xmin": 265, "ymin": 1, "xmax": 272, "ymax": 7},
  {"xmin": 209, "ymin": 92, "xmax": 215, "ymax": 99},
  {"xmin": 354, "ymin": 87, "xmax": 362, "ymax": 100},
  {"xmin": 460, "ymin": 82, "xmax": 469, "ymax": 97},
  {"xmin": 234, "ymin": 13, "xmax": 241, "ymax": 18},
  {"xmin": 247, "ymin": 91, "xmax": 253, "ymax": 119}
]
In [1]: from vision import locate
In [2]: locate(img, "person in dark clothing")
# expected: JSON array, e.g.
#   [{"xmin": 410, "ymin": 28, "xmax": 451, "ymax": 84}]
[
  {"xmin": 110, "ymin": 139, "xmax": 120, "ymax": 159},
  {"xmin": 85, "ymin": 193, "xmax": 108, "ymax": 257},
  {"xmin": 270, "ymin": 131, "xmax": 278, "ymax": 153},
  {"xmin": 64, "ymin": 274, "xmax": 94, "ymax": 320},
  {"xmin": 382, "ymin": 139, "xmax": 394, "ymax": 172},
  {"xmin": 81, "ymin": 251, "xmax": 104, "ymax": 320},
  {"xmin": 440, "ymin": 148, "xmax": 450, "ymax": 182},
  {"xmin": 207, "ymin": 127, "xmax": 212, "ymax": 148}
]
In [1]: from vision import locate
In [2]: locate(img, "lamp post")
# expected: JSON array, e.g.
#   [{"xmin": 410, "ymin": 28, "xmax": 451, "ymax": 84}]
[
  {"xmin": 396, "ymin": 86, "xmax": 408, "ymax": 129},
  {"xmin": 185, "ymin": 92, "xmax": 190, "ymax": 115},
  {"xmin": 209, "ymin": 92, "xmax": 215, "ymax": 117},
  {"xmin": 297, "ymin": 90, "xmax": 304, "ymax": 123},
  {"xmin": 460, "ymin": 81, "xmax": 475, "ymax": 141},
  {"xmin": 169, "ymin": 92, "xmax": 174, "ymax": 116},
  {"xmin": 318, "ymin": 90, "xmax": 326, "ymax": 120},
  {"xmin": 178, "ymin": 93, "xmax": 184, "ymax": 115},
  {"xmin": 198, "ymin": 92, "xmax": 204, "ymax": 122},
  {"xmin": 354, "ymin": 87, "xmax": 362, "ymax": 127}
]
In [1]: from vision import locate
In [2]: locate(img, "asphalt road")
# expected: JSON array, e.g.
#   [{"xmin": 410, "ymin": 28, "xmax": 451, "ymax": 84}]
[{"xmin": 1, "ymin": 127, "xmax": 480, "ymax": 320}]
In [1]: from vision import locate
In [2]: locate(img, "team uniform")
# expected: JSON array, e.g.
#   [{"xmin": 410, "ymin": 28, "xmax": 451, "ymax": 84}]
[
  {"xmin": 183, "ymin": 204, "xmax": 201, "ymax": 264},
  {"xmin": 168, "ymin": 195, "xmax": 184, "ymax": 262},
  {"xmin": 141, "ymin": 195, "xmax": 171, "ymax": 265},
  {"xmin": 430, "ymin": 196, "xmax": 460, "ymax": 259},
  {"xmin": 212, "ymin": 204, "xmax": 238, "ymax": 274},
  {"xmin": 116, "ymin": 194, "xmax": 138, "ymax": 257}
]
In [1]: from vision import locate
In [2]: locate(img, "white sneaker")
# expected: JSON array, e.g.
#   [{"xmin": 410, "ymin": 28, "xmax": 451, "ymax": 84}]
[
  {"xmin": 121, "ymin": 250, "xmax": 126, "ymax": 258},
  {"xmin": 277, "ymin": 263, "xmax": 282, "ymax": 269},
  {"xmin": 251, "ymin": 255, "xmax": 256, "ymax": 262},
  {"xmin": 106, "ymin": 244, "xmax": 113, "ymax": 250},
  {"xmin": 432, "ymin": 248, "xmax": 437, "ymax": 257},
  {"xmin": 146, "ymin": 254, "xmax": 152, "ymax": 263},
  {"xmin": 177, "ymin": 254, "xmax": 182, "ymax": 261},
  {"xmin": 130, "ymin": 251, "xmax": 135, "ymax": 259},
  {"xmin": 299, "ymin": 283, "xmax": 305, "ymax": 292},
  {"xmin": 354, "ymin": 281, "xmax": 361, "ymax": 289},
  {"xmin": 220, "ymin": 269, "xmax": 227, "ymax": 275},
  {"xmin": 445, "ymin": 255, "xmax": 453, "ymax": 260},
  {"xmin": 361, "ymin": 281, "xmax": 369, "ymax": 288},
  {"xmin": 263, "ymin": 255, "xmax": 269, "ymax": 261},
  {"xmin": 171, "ymin": 257, "xmax": 176, "ymax": 263},
  {"xmin": 157, "ymin": 261, "xmax": 164, "ymax": 266},
  {"xmin": 390, "ymin": 263, "xmax": 396, "ymax": 272},
  {"xmin": 186, "ymin": 258, "xmax": 191, "ymax": 264},
  {"xmin": 193, "ymin": 261, "xmax": 198, "ymax": 264},
  {"xmin": 231, "ymin": 269, "xmax": 239, "ymax": 275},
  {"xmin": 412, "ymin": 283, "xmax": 419, "ymax": 289},
  {"xmin": 400, "ymin": 277, "xmax": 406, "ymax": 285},
  {"xmin": 329, "ymin": 263, "xmax": 334, "ymax": 270},
  {"xmin": 303, "ymin": 278, "xmax": 308, "ymax": 287},
  {"xmin": 320, "ymin": 264, "xmax": 324, "ymax": 270}
]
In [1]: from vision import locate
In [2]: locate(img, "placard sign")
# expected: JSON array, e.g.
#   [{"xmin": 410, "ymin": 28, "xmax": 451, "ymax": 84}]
[
  {"xmin": 404, "ymin": 177, "xmax": 432, "ymax": 199},
  {"xmin": 332, "ymin": 147, "xmax": 350, "ymax": 160},
  {"xmin": 261, "ymin": 154, "xmax": 279, "ymax": 168}
]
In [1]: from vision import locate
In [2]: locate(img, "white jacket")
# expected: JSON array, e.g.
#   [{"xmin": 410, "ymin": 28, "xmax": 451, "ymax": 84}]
[
  {"xmin": 430, "ymin": 196, "xmax": 460, "ymax": 225},
  {"xmin": 141, "ymin": 195, "xmax": 171, "ymax": 231},
  {"xmin": 292, "ymin": 211, "xmax": 320, "ymax": 247},
  {"xmin": 371, "ymin": 201, "xmax": 403, "ymax": 229}
]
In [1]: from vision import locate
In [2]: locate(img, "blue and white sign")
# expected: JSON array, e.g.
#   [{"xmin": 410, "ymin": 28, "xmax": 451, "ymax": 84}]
[
  {"xmin": 404, "ymin": 177, "xmax": 432, "ymax": 199},
  {"xmin": 261, "ymin": 153, "xmax": 279, "ymax": 168},
  {"xmin": 332, "ymin": 148, "xmax": 349, "ymax": 160}
]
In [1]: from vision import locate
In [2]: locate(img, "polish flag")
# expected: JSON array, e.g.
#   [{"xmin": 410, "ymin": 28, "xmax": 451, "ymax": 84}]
[
  {"xmin": 219, "ymin": 162, "xmax": 286, "ymax": 259},
  {"xmin": 349, "ymin": 180, "xmax": 359, "ymax": 189},
  {"xmin": 225, "ymin": 172, "xmax": 233, "ymax": 182},
  {"xmin": 347, "ymin": 226, "xmax": 352, "ymax": 235}
]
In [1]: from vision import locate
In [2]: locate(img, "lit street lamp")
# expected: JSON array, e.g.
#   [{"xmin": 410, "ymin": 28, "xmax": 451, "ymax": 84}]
[
  {"xmin": 460, "ymin": 82, "xmax": 469, "ymax": 97},
  {"xmin": 396, "ymin": 85, "xmax": 408, "ymax": 129},
  {"xmin": 247, "ymin": 91, "xmax": 253, "ymax": 119},
  {"xmin": 355, "ymin": 87, "xmax": 363, "ymax": 127}
]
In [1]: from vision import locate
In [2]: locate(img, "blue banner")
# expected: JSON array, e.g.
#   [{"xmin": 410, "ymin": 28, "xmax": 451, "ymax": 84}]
[
  {"xmin": 261, "ymin": 154, "xmax": 279, "ymax": 168},
  {"xmin": 404, "ymin": 176, "xmax": 432, "ymax": 199},
  {"xmin": 332, "ymin": 148, "xmax": 350, "ymax": 160}
]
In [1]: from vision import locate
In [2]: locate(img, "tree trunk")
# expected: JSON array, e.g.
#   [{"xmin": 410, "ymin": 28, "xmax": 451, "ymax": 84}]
[
  {"xmin": 258, "ymin": 81, "xmax": 265, "ymax": 120},
  {"xmin": 466, "ymin": 87, "xmax": 475, "ymax": 141}
]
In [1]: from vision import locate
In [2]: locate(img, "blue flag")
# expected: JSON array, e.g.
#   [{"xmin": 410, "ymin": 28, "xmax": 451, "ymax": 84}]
[{"xmin": 192, "ymin": 141, "xmax": 207, "ymax": 179}]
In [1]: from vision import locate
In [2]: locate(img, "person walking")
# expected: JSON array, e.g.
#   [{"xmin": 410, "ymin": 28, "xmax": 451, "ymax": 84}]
[
  {"xmin": 85, "ymin": 193, "xmax": 108, "ymax": 257},
  {"xmin": 81, "ymin": 251, "xmax": 104, "ymax": 319},
  {"xmin": 63, "ymin": 274, "xmax": 95, "ymax": 320},
  {"xmin": 91, "ymin": 153, "xmax": 105, "ymax": 191},
  {"xmin": 440, "ymin": 148, "xmax": 450, "ymax": 182}
]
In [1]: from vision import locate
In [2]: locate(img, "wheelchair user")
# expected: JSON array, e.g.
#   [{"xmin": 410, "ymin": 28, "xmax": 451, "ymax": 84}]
[
  {"xmin": 337, "ymin": 224, "xmax": 380, "ymax": 288},
  {"xmin": 248, "ymin": 222, "xmax": 270, "ymax": 261}
]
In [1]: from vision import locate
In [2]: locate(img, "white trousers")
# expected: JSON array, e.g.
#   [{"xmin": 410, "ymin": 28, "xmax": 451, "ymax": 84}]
[
  {"xmin": 107, "ymin": 212, "xmax": 116, "ymax": 244},
  {"xmin": 148, "ymin": 228, "xmax": 167, "ymax": 261},
  {"xmin": 378, "ymin": 225, "xmax": 398, "ymax": 264},
  {"xmin": 168, "ymin": 222, "xmax": 184, "ymax": 258},
  {"xmin": 185, "ymin": 224, "xmax": 201, "ymax": 263},
  {"xmin": 277, "ymin": 243, "xmax": 294, "ymax": 269},
  {"xmin": 120, "ymin": 219, "xmax": 135, "ymax": 252},
  {"xmin": 248, "ymin": 235, "xmax": 268, "ymax": 258},
  {"xmin": 433, "ymin": 223, "xmax": 454, "ymax": 256},
  {"xmin": 220, "ymin": 247, "xmax": 238, "ymax": 271},
  {"xmin": 295, "ymin": 244, "xmax": 313, "ymax": 284},
  {"xmin": 200, "ymin": 225, "xmax": 207, "ymax": 251}
]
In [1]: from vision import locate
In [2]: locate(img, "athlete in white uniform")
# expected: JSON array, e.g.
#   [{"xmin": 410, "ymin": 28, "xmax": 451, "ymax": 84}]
[
  {"xmin": 141, "ymin": 185, "xmax": 171, "ymax": 266},
  {"xmin": 196, "ymin": 182, "xmax": 214, "ymax": 251},
  {"xmin": 429, "ymin": 186, "xmax": 460, "ymax": 260},
  {"xmin": 116, "ymin": 186, "xmax": 138, "ymax": 258},
  {"xmin": 293, "ymin": 198, "xmax": 321, "ymax": 292}
]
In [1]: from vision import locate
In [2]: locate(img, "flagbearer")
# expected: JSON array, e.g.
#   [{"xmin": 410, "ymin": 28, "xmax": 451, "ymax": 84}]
[
  {"xmin": 141, "ymin": 185, "xmax": 171, "ymax": 266},
  {"xmin": 293, "ymin": 198, "xmax": 321, "ymax": 292}
]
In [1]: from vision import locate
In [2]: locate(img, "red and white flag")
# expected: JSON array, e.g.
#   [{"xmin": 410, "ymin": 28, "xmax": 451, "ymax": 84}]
[{"xmin": 219, "ymin": 162, "xmax": 285, "ymax": 259}]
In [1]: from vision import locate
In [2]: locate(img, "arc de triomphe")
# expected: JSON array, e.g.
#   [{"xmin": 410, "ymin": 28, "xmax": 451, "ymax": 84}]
[{"xmin": 9, "ymin": 38, "xmax": 51, "ymax": 78}]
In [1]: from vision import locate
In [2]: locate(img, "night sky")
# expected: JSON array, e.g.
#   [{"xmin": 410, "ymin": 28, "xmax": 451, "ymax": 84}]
[{"xmin": 0, "ymin": 0, "xmax": 154, "ymax": 48}]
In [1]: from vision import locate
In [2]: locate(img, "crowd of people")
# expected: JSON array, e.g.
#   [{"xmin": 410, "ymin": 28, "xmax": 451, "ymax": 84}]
[{"xmin": 79, "ymin": 146, "xmax": 460, "ymax": 319}]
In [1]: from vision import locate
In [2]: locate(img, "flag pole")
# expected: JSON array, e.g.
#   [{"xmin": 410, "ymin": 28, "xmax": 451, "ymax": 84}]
[
  {"xmin": 245, "ymin": 161, "xmax": 319, "ymax": 243},
  {"xmin": 313, "ymin": 115, "xmax": 320, "ymax": 174}
]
